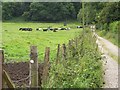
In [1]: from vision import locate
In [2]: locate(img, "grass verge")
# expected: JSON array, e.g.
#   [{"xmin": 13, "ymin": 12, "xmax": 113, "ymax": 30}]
[{"xmin": 42, "ymin": 29, "xmax": 104, "ymax": 88}]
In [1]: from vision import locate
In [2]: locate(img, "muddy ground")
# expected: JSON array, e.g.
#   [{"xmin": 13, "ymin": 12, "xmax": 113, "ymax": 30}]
[{"xmin": 4, "ymin": 62, "xmax": 44, "ymax": 87}]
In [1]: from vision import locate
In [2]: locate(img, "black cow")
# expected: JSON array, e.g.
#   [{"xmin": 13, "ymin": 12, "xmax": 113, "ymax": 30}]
[
  {"xmin": 36, "ymin": 28, "xmax": 42, "ymax": 31},
  {"xmin": 43, "ymin": 28, "xmax": 48, "ymax": 31},
  {"xmin": 49, "ymin": 28, "xmax": 54, "ymax": 31},
  {"xmin": 60, "ymin": 28, "xmax": 66, "ymax": 30},
  {"xmin": 19, "ymin": 28, "xmax": 22, "ymax": 30},
  {"xmin": 77, "ymin": 26, "xmax": 83, "ymax": 28},
  {"xmin": 19, "ymin": 28, "xmax": 32, "ymax": 31},
  {"xmin": 26, "ymin": 28, "xmax": 32, "ymax": 31},
  {"xmin": 53, "ymin": 29, "xmax": 57, "ymax": 32},
  {"xmin": 54, "ymin": 28, "xmax": 58, "ymax": 30}
]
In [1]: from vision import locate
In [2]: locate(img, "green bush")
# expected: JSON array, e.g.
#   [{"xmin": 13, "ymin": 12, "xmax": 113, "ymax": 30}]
[
  {"xmin": 99, "ymin": 30, "xmax": 107, "ymax": 36},
  {"xmin": 98, "ymin": 21, "xmax": 119, "ymax": 47},
  {"xmin": 42, "ymin": 30, "xmax": 103, "ymax": 88},
  {"xmin": 109, "ymin": 21, "xmax": 119, "ymax": 34},
  {"xmin": 103, "ymin": 23, "xmax": 108, "ymax": 31}
]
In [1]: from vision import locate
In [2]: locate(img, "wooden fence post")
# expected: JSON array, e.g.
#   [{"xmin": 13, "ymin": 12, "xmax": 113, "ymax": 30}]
[
  {"xmin": 68, "ymin": 40, "xmax": 72, "ymax": 57},
  {"xmin": 30, "ymin": 46, "xmax": 38, "ymax": 87},
  {"xmin": 3, "ymin": 70, "xmax": 15, "ymax": 88},
  {"xmin": 42, "ymin": 47, "xmax": 50, "ymax": 85},
  {"xmin": 68, "ymin": 40, "xmax": 71, "ymax": 46},
  {"xmin": 62, "ymin": 44, "xmax": 66, "ymax": 60},
  {"xmin": 75, "ymin": 37, "xmax": 78, "ymax": 49},
  {"xmin": 0, "ymin": 50, "xmax": 15, "ymax": 88},
  {"xmin": 56, "ymin": 44, "xmax": 60, "ymax": 64},
  {"xmin": 71, "ymin": 39, "xmax": 74, "ymax": 46},
  {"xmin": 0, "ymin": 49, "xmax": 3, "ymax": 90},
  {"xmin": 29, "ymin": 61, "xmax": 31, "ymax": 86}
]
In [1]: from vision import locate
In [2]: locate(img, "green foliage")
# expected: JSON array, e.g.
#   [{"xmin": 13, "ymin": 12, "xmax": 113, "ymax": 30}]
[
  {"xmin": 98, "ymin": 21, "xmax": 120, "ymax": 47},
  {"xmin": 77, "ymin": 2, "xmax": 104, "ymax": 24},
  {"xmin": 77, "ymin": 2, "xmax": 119, "ymax": 25},
  {"xmin": 2, "ymin": 2, "xmax": 80, "ymax": 22},
  {"xmin": 77, "ymin": 2, "xmax": 119, "ymax": 47},
  {"xmin": 42, "ymin": 30, "xmax": 103, "ymax": 88},
  {"xmin": 25, "ymin": 2, "xmax": 76, "ymax": 21},
  {"xmin": 22, "ymin": 12, "xmax": 30, "ymax": 21},
  {"xmin": 99, "ymin": 2, "xmax": 120, "ymax": 24},
  {"xmin": 98, "ymin": 30, "xmax": 107, "ymax": 36},
  {"xmin": 109, "ymin": 21, "xmax": 119, "ymax": 34},
  {"xmin": 2, "ymin": 2, "xmax": 29, "ymax": 20},
  {"xmin": 103, "ymin": 23, "xmax": 109, "ymax": 31},
  {"xmin": 72, "ymin": 2, "xmax": 81, "ymax": 17}
]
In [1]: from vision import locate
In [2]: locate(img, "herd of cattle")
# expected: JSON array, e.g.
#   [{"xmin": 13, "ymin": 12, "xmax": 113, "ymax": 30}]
[{"xmin": 19, "ymin": 26, "xmax": 83, "ymax": 32}]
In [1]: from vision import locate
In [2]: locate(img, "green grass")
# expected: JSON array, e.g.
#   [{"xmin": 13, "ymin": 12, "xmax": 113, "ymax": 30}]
[
  {"xmin": 2, "ymin": 22, "xmax": 82, "ymax": 62},
  {"xmin": 2, "ymin": 22, "xmax": 103, "ymax": 88},
  {"xmin": 97, "ymin": 30, "xmax": 119, "ymax": 47},
  {"xmin": 43, "ymin": 30, "xmax": 103, "ymax": 88},
  {"xmin": 97, "ymin": 21, "xmax": 120, "ymax": 48}
]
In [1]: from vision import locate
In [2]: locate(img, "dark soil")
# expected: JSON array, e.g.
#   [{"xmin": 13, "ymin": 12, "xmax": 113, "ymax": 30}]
[{"xmin": 4, "ymin": 62, "xmax": 44, "ymax": 87}]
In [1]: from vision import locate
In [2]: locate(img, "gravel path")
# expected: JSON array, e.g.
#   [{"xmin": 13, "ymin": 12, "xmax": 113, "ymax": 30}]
[
  {"xmin": 94, "ymin": 32, "xmax": 119, "ymax": 88},
  {"xmin": 98, "ymin": 36, "xmax": 120, "ymax": 58}
]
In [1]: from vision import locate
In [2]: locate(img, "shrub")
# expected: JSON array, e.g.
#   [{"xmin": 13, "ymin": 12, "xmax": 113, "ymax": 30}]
[
  {"xmin": 42, "ymin": 30, "xmax": 103, "ymax": 88},
  {"xmin": 109, "ymin": 21, "xmax": 119, "ymax": 34}
]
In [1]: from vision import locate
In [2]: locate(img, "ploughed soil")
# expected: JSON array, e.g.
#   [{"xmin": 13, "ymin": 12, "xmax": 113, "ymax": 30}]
[{"xmin": 4, "ymin": 62, "xmax": 44, "ymax": 87}]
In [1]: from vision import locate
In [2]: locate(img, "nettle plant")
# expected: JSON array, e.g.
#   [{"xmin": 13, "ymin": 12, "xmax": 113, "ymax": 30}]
[{"xmin": 42, "ymin": 30, "xmax": 103, "ymax": 88}]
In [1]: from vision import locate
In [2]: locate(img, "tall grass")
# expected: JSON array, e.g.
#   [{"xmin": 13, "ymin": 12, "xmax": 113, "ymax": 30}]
[
  {"xmin": 97, "ymin": 21, "xmax": 120, "ymax": 47},
  {"xmin": 42, "ymin": 29, "xmax": 103, "ymax": 88}
]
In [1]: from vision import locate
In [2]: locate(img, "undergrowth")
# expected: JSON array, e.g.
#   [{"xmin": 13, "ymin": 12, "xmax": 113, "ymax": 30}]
[
  {"xmin": 97, "ymin": 21, "xmax": 120, "ymax": 47},
  {"xmin": 42, "ymin": 29, "xmax": 104, "ymax": 88}
]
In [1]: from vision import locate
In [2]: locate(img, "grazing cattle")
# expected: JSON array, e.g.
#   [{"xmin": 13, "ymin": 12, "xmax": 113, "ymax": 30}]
[
  {"xmin": 36, "ymin": 28, "xmax": 42, "ymax": 31},
  {"xmin": 53, "ymin": 29, "xmax": 57, "ymax": 32},
  {"xmin": 66, "ymin": 27, "xmax": 70, "ymax": 30},
  {"xmin": 43, "ymin": 28, "xmax": 48, "ymax": 31},
  {"xmin": 54, "ymin": 28, "xmax": 58, "ymax": 30},
  {"xmin": 77, "ymin": 26, "xmax": 83, "ymax": 28},
  {"xmin": 58, "ymin": 28, "xmax": 61, "ymax": 30},
  {"xmin": 47, "ymin": 26, "xmax": 51, "ymax": 30},
  {"xmin": 19, "ymin": 28, "xmax": 22, "ymax": 30},
  {"xmin": 49, "ymin": 28, "xmax": 54, "ymax": 31},
  {"xmin": 60, "ymin": 28, "xmax": 66, "ymax": 30},
  {"xmin": 60, "ymin": 27, "xmax": 70, "ymax": 30},
  {"xmin": 19, "ymin": 28, "xmax": 32, "ymax": 31},
  {"xmin": 28, "ymin": 28, "xmax": 32, "ymax": 31}
]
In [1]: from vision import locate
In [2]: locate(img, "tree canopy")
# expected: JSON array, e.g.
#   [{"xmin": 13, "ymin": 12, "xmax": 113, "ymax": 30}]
[
  {"xmin": 77, "ymin": 2, "xmax": 120, "ymax": 25},
  {"xmin": 2, "ymin": 2, "xmax": 81, "ymax": 22},
  {"xmin": 2, "ymin": 2, "xmax": 119, "ymax": 24}
]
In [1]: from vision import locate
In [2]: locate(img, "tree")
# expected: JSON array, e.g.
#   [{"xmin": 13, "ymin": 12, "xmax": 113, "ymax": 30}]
[
  {"xmin": 77, "ymin": 3, "xmax": 97, "ymax": 24},
  {"xmin": 2, "ymin": 2, "xmax": 78, "ymax": 21},
  {"xmin": 22, "ymin": 2, "xmax": 76, "ymax": 22},
  {"xmin": 99, "ymin": 2, "xmax": 120, "ymax": 24},
  {"xmin": 97, "ymin": 2, "xmax": 120, "ymax": 31},
  {"xmin": 2, "ymin": 2, "xmax": 30, "ymax": 20}
]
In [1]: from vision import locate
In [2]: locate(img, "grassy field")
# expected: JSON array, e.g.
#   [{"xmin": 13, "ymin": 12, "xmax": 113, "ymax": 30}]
[
  {"xmin": 2, "ymin": 22, "xmax": 104, "ymax": 88},
  {"xmin": 2, "ymin": 22, "xmax": 82, "ymax": 62}
]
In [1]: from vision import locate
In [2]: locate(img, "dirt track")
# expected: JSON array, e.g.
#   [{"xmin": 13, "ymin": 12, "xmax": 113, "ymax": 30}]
[{"xmin": 94, "ymin": 32, "xmax": 119, "ymax": 88}]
